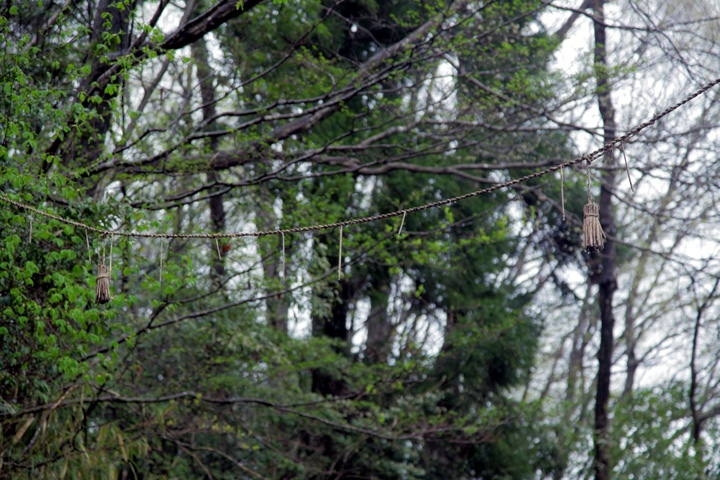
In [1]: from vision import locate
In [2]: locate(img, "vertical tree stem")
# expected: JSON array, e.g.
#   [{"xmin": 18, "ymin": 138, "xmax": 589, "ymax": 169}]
[{"xmin": 592, "ymin": 1, "xmax": 618, "ymax": 479}]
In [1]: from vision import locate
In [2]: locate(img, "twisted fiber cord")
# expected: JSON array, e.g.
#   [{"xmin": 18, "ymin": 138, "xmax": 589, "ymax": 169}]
[{"xmin": 2, "ymin": 75, "xmax": 719, "ymax": 239}]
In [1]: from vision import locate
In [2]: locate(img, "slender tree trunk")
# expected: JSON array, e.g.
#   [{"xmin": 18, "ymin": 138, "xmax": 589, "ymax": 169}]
[
  {"xmin": 689, "ymin": 277, "xmax": 720, "ymax": 478},
  {"xmin": 191, "ymin": 38, "xmax": 226, "ymax": 283},
  {"xmin": 422, "ymin": 309, "xmax": 466, "ymax": 477},
  {"xmin": 364, "ymin": 271, "xmax": 392, "ymax": 364},
  {"xmin": 690, "ymin": 300, "xmax": 704, "ymax": 475},
  {"xmin": 552, "ymin": 282, "xmax": 594, "ymax": 480},
  {"xmin": 592, "ymin": 1, "xmax": 618, "ymax": 479},
  {"xmin": 255, "ymin": 193, "xmax": 289, "ymax": 333},
  {"xmin": 305, "ymin": 237, "xmax": 358, "ymax": 477},
  {"xmin": 311, "ymin": 275, "xmax": 353, "ymax": 396}
]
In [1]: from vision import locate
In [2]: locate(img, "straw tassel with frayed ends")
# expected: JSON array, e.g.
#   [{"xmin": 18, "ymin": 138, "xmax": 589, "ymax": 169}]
[
  {"xmin": 96, "ymin": 264, "xmax": 111, "ymax": 304},
  {"xmin": 95, "ymin": 235, "xmax": 113, "ymax": 304},
  {"xmin": 582, "ymin": 202, "xmax": 606, "ymax": 252}
]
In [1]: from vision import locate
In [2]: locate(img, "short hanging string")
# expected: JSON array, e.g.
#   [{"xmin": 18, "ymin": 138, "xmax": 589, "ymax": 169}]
[
  {"xmin": 397, "ymin": 211, "xmax": 406, "ymax": 236},
  {"xmin": 215, "ymin": 238, "xmax": 222, "ymax": 260},
  {"xmin": 159, "ymin": 237, "xmax": 164, "ymax": 284},
  {"xmin": 86, "ymin": 230, "xmax": 92, "ymax": 264},
  {"xmin": 28, "ymin": 215, "xmax": 33, "ymax": 242},
  {"xmin": 560, "ymin": 167, "xmax": 565, "ymax": 221},
  {"xmin": 620, "ymin": 141, "xmax": 634, "ymax": 192},
  {"xmin": 338, "ymin": 226, "xmax": 343, "ymax": 280},
  {"xmin": 281, "ymin": 232, "xmax": 286, "ymax": 284},
  {"xmin": 586, "ymin": 159, "xmax": 592, "ymax": 204}
]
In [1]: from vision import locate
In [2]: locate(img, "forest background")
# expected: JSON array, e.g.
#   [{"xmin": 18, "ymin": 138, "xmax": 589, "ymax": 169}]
[{"xmin": 2, "ymin": 0, "xmax": 720, "ymax": 478}]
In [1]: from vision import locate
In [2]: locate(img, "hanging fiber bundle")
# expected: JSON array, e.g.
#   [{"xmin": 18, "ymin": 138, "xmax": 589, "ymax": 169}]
[
  {"xmin": 96, "ymin": 264, "xmax": 111, "ymax": 304},
  {"xmin": 582, "ymin": 202, "xmax": 605, "ymax": 252}
]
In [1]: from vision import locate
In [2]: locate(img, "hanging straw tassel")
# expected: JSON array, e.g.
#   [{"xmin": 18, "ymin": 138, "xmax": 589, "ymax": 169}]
[
  {"xmin": 582, "ymin": 202, "xmax": 605, "ymax": 252},
  {"xmin": 96, "ymin": 264, "xmax": 111, "ymax": 304},
  {"xmin": 582, "ymin": 157, "xmax": 605, "ymax": 252},
  {"xmin": 95, "ymin": 235, "xmax": 113, "ymax": 304}
]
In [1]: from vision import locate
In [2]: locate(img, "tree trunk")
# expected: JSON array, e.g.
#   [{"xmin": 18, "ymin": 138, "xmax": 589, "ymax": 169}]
[
  {"xmin": 255, "ymin": 193, "xmax": 289, "ymax": 333},
  {"xmin": 553, "ymin": 281, "xmax": 594, "ymax": 480},
  {"xmin": 311, "ymin": 276, "xmax": 353, "ymax": 396},
  {"xmin": 592, "ymin": 1, "xmax": 618, "ymax": 479},
  {"xmin": 191, "ymin": 37, "xmax": 226, "ymax": 283},
  {"xmin": 364, "ymin": 272, "xmax": 392, "ymax": 365},
  {"xmin": 689, "ymin": 277, "xmax": 720, "ymax": 478}
]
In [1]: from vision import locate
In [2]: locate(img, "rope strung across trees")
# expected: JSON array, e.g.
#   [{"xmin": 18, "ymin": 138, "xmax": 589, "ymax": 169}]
[{"xmin": 2, "ymin": 74, "xmax": 719, "ymax": 239}]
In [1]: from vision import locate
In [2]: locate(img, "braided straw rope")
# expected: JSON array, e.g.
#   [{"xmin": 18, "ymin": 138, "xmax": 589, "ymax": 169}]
[{"xmin": 2, "ymin": 75, "xmax": 719, "ymax": 239}]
